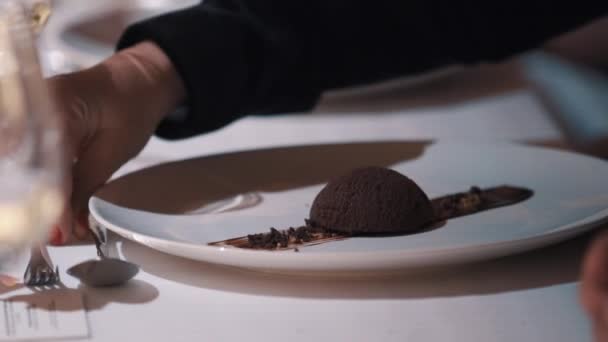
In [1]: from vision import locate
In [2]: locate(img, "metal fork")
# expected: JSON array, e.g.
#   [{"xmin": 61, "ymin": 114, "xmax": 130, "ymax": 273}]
[{"xmin": 23, "ymin": 243, "xmax": 60, "ymax": 286}]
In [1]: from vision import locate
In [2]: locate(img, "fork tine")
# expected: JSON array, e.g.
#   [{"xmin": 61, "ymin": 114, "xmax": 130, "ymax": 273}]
[
  {"xmin": 24, "ymin": 273, "xmax": 33, "ymax": 286},
  {"xmin": 30, "ymin": 268, "xmax": 39, "ymax": 286},
  {"xmin": 23, "ymin": 264, "xmax": 33, "ymax": 285},
  {"xmin": 36, "ymin": 269, "xmax": 44, "ymax": 285},
  {"xmin": 43, "ymin": 269, "xmax": 51, "ymax": 285},
  {"xmin": 36, "ymin": 268, "xmax": 44, "ymax": 286},
  {"xmin": 49, "ymin": 270, "xmax": 56, "ymax": 285},
  {"xmin": 55, "ymin": 266, "xmax": 60, "ymax": 283},
  {"xmin": 42, "ymin": 269, "xmax": 51, "ymax": 285},
  {"xmin": 28, "ymin": 269, "xmax": 36, "ymax": 286},
  {"xmin": 23, "ymin": 244, "xmax": 60, "ymax": 287}
]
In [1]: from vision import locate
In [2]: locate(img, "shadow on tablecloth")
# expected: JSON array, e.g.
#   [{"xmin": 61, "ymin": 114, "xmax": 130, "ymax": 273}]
[{"xmin": 0, "ymin": 279, "xmax": 158, "ymax": 312}]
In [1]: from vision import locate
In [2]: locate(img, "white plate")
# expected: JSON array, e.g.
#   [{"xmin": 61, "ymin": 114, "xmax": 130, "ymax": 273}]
[{"xmin": 90, "ymin": 141, "xmax": 608, "ymax": 273}]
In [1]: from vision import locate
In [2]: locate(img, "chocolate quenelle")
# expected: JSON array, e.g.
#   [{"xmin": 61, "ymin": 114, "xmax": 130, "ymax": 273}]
[{"xmin": 209, "ymin": 167, "xmax": 533, "ymax": 250}]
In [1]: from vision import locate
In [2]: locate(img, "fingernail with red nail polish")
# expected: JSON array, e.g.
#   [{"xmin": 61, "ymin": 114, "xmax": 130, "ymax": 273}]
[{"xmin": 49, "ymin": 227, "xmax": 63, "ymax": 245}]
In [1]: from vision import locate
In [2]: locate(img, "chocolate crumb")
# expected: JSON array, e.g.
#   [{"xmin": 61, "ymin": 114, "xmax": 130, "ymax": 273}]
[{"xmin": 244, "ymin": 222, "xmax": 345, "ymax": 250}]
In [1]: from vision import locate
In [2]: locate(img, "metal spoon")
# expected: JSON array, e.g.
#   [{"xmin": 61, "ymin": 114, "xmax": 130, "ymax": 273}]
[{"xmin": 67, "ymin": 221, "xmax": 139, "ymax": 287}]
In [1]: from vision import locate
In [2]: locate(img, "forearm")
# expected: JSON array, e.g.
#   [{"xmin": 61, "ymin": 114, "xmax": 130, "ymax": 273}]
[
  {"xmin": 90, "ymin": 42, "xmax": 185, "ymax": 130},
  {"xmin": 117, "ymin": 0, "xmax": 608, "ymax": 139}
]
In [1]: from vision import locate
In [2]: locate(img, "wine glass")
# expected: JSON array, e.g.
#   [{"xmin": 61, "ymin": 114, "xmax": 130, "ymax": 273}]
[
  {"xmin": 26, "ymin": 0, "xmax": 52, "ymax": 34},
  {"xmin": 0, "ymin": 0, "xmax": 64, "ymax": 263}
]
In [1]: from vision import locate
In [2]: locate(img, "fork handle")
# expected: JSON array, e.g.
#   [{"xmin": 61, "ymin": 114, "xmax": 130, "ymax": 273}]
[{"xmin": 29, "ymin": 244, "xmax": 45, "ymax": 264}]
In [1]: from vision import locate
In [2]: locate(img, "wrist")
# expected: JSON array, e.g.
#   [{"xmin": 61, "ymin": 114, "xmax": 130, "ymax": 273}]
[{"xmin": 99, "ymin": 41, "xmax": 186, "ymax": 127}]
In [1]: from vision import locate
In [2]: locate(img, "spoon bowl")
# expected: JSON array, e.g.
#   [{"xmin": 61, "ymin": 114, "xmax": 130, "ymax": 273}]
[
  {"xmin": 67, "ymin": 258, "xmax": 139, "ymax": 287},
  {"xmin": 67, "ymin": 218, "xmax": 139, "ymax": 287}
]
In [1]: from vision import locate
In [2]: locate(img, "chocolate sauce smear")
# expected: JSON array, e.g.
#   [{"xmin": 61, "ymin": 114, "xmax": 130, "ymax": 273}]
[
  {"xmin": 208, "ymin": 167, "xmax": 533, "ymax": 251},
  {"xmin": 208, "ymin": 185, "xmax": 533, "ymax": 251}
]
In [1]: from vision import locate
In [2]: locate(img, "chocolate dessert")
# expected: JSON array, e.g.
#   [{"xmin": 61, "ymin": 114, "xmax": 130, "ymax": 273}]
[
  {"xmin": 209, "ymin": 167, "xmax": 533, "ymax": 251},
  {"xmin": 309, "ymin": 167, "xmax": 435, "ymax": 234}
]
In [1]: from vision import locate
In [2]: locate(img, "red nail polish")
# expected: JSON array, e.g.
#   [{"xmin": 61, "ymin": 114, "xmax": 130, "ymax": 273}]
[{"xmin": 50, "ymin": 227, "xmax": 63, "ymax": 245}]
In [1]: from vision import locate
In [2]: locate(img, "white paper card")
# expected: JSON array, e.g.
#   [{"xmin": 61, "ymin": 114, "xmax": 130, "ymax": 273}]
[{"xmin": 0, "ymin": 290, "xmax": 88, "ymax": 341}]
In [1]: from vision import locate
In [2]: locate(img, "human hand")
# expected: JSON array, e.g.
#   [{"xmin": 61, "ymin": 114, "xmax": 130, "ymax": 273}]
[
  {"xmin": 581, "ymin": 231, "xmax": 608, "ymax": 341},
  {"xmin": 47, "ymin": 42, "xmax": 185, "ymax": 244}
]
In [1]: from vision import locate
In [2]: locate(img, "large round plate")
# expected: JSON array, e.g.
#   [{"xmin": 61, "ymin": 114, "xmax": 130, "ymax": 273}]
[{"xmin": 89, "ymin": 141, "xmax": 608, "ymax": 273}]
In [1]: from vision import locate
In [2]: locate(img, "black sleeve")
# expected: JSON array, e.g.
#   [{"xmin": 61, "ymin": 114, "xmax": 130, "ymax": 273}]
[{"xmin": 117, "ymin": 0, "xmax": 608, "ymax": 139}]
